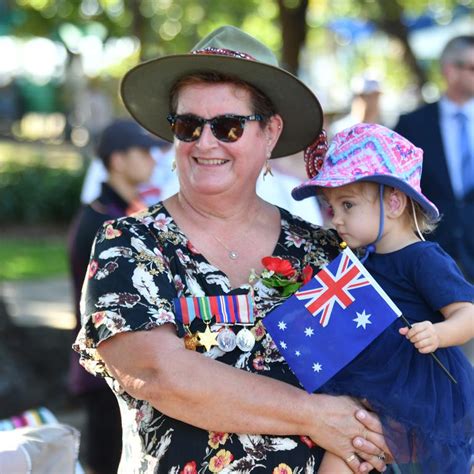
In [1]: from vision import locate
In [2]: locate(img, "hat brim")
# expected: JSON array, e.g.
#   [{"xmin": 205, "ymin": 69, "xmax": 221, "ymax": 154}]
[
  {"xmin": 120, "ymin": 54, "xmax": 323, "ymax": 159},
  {"xmin": 292, "ymin": 174, "xmax": 439, "ymax": 220}
]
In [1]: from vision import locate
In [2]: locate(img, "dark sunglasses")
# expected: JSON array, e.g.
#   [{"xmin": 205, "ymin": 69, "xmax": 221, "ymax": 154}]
[{"xmin": 167, "ymin": 113, "xmax": 263, "ymax": 143}]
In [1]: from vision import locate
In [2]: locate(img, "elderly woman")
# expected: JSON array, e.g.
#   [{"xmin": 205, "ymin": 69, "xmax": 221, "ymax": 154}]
[{"xmin": 75, "ymin": 26, "xmax": 391, "ymax": 473}]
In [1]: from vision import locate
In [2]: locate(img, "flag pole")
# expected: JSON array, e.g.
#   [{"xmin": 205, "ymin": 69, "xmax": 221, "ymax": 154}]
[{"xmin": 400, "ymin": 314, "xmax": 457, "ymax": 384}]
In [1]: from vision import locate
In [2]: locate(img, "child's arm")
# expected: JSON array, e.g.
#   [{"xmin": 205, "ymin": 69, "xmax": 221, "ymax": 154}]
[
  {"xmin": 399, "ymin": 302, "xmax": 474, "ymax": 353},
  {"xmin": 318, "ymin": 451, "xmax": 353, "ymax": 474}
]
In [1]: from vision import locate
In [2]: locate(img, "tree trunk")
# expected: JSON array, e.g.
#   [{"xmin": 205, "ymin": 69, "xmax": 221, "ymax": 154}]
[
  {"xmin": 370, "ymin": 0, "xmax": 427, "ymax": 93},
  {"xmin": 129, "ymin": 0, "xmax": 148, "ymax": 60},
  {"xmin": 277, "ymin": 0, "xmax": 309, "ymax": 75}
]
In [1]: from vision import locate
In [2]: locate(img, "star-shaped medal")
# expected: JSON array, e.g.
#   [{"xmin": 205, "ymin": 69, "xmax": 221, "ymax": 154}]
[{"xmin": 197, "ymin": 325, "xmax": 218, "ymax": 352}]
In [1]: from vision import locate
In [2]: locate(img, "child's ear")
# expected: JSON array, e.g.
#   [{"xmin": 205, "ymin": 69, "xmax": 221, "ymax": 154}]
[{"xmin": 386, "ymin": 188, "xmax": 407, "ymax": 218}]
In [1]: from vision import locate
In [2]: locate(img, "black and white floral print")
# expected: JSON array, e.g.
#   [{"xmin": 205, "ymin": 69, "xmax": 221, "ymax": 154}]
[{"xmin": 75, "ymin": 203, "xmax": 340, "ymax": 473}]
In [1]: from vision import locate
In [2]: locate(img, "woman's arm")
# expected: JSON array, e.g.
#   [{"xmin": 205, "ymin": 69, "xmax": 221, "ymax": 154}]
[
  {"xmin": 399, "ymin": 302, "xmax": 474, "ymax": 353},
  {"xmin": 98, "ymin": 324, "xmax": 389, "ymax": 473}
]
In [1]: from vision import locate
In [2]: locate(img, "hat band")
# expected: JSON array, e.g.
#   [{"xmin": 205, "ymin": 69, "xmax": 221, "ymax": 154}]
[
  {"xmin": 304, "ymin": 130, "xmax": 328, "ymax": 178},
  {"xmin": 193, "ymin": 47, "xmax": 256, "ymax": 61}
]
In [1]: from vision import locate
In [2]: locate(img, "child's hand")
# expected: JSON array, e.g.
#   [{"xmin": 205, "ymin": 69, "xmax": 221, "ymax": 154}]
[{"xmin": 399, "ymin": 321, "xmax": 440, "ymax": 353}]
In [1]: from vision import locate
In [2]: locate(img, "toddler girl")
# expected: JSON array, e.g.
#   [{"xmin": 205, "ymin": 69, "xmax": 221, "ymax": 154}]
[{"xmin": 292, "ymin": 123, "xmax": 474, "ymax": 473}]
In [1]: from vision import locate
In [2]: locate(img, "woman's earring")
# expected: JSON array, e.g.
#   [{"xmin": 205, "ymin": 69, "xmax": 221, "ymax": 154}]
[
  {"xmin": 171, "ymin": 159, "xmax": 176, "ymax": 172},
  {"xmin": 263, "ymin": 160, "xmax": 273, "ymax": 180}
]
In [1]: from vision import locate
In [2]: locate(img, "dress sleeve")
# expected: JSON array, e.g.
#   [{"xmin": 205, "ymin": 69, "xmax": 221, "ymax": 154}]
[
  {"xmin": 412, "ymin": 243, "xmax": 474, "ymax": 312},
  {"xmin": 73, "ymin": 217, "xmax": 177, "ymax": 378}
]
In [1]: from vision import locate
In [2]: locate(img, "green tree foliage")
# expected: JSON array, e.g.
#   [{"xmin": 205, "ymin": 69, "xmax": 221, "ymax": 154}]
[
  {"xmin": 0, "ymin": 161, "xmax": 84, "ymax": 224},
  {"xmin": 9, "ymin": 0, "xmax": 281, "ymax": 57},
  {"xmin": 6, "ymin": 0, "xmax": 469, "ymax": 86}
]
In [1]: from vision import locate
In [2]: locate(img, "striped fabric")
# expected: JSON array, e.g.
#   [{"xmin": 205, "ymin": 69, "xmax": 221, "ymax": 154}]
[
  {"xmin": 174, "ymin": 294, "xmax": 254, "ymax": 326},
  {"xmin": 0, "ymin": 407, "xmax": 57, "ymax": 431}
]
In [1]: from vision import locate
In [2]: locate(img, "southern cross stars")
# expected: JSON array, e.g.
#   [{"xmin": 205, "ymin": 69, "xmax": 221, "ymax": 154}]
[
  {"xmin": 353, "ymin": 309, "xmax": 372, "ymax": 329},
  {"xmin": 278, "ymin": 321, "xmax": 287, "ymax": 330},
  {"xmin": 312, "ymin": 362, "xmax": 322, "ymax": 372},
  {"xmin": 304, "ymin": 327, "xmax": 314, "ymax": 337}
]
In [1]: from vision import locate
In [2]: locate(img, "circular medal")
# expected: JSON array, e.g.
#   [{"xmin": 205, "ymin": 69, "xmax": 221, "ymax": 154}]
[
  {"xmin": 184, "ymin": 333, "xmax": 200, "ymax": 351},
  {"xmin": 216, "ymin": 327, "xmax": 237, "ymax": 352},
  {"xmin": 236, "ymin": 327, "xmax": 255, "ymax": 352}
]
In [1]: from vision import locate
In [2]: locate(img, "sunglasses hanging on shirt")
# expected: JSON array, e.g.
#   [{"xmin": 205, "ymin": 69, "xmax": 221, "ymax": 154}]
[{"xmin": 167, "ymin": 113, "xmax": 263, "ymax": 143}]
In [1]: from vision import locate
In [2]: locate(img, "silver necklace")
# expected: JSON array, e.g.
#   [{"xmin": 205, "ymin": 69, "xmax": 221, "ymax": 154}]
[
  {"xmin": 176, "ymin": 195, "xmax": 255, "ymax": 261},
  {"xmin": 211, "ymin": 233, "xmax": 239, "ymax": 260}
]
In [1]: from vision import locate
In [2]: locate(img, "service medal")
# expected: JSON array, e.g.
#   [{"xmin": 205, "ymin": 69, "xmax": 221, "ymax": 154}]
[
  {"xmin": 216, "ymin": 327, "xmax": 237, "ymax": 352},
  {"xmin": 184, "ymin": 333, "xmax": 200, "ymax": 351},
  {"xmin": 197, "ymin": 325, "xmax": 218, "ymax": 352},
  {"xmin": 236, "ymin": 327, "xmax": 255, "ymax": 352}
]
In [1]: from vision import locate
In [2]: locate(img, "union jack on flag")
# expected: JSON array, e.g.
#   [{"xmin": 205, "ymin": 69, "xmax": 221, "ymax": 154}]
[
  {"xmin": 295, "ymin": 252, "xmax": 371, "ymax": 327},
  {"xmin": 263, "ymin": 247, "xmax": 401, "ymax": 392}
]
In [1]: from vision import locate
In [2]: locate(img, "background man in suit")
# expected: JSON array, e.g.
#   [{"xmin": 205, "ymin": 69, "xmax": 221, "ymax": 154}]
[{"xmin": 395, "ymin": 35, "xmax": 474, "ymax": 282}]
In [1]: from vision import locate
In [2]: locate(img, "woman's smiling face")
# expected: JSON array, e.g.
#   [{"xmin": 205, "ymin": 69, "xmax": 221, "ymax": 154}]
[{"xmin": 173, "ymin": 82, "xmax": 270, "ymax": 198}]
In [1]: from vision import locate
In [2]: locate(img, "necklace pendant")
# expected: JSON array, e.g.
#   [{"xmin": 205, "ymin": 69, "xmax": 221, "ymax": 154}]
[
  {"xmin": 229, "ymin": 250, "xmax": 238, "ymax": 260},
  {"xmin": 216, "ymin": 326, "xmax": 237, "ymax": 352},
  {"xmin": 236, "ymin": 327, "xmax": 255, "ymax": 352}
]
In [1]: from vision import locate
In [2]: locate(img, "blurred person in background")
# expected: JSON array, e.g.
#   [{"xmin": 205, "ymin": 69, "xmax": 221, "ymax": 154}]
[
  {"xmin": 71, "ymin": 76, "xmax": 114, "ymax": 147},
  {"xmin": 68, "ymin": 119, "xmax": 159, "ymax": 474},
  {"xmin": 395, "ymin": 35, "xmax": 474, "ymax": 283},
  {"xmin": 256, "ymin": 152, "xmax": 323, "ymax": 224},
  {"xmin": 80, "ymin": 138, "xmax": 177, "ymax": 207},
  {"xmin": 0, "ymin": 79, "xmax": 26, "ymax": 137},
  {"xmin": 329, "ymin": 74, "xmax": 382, "ymax": 138}
]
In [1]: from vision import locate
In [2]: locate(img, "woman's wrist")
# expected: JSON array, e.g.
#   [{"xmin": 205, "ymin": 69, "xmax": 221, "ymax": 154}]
[
  {"xmin": 289, "ymin": 392, "xmax": 323, "ymax": 437},
  {"xmin": 302, "ymin": 393, "xmax": 352, "ymax": 446}
]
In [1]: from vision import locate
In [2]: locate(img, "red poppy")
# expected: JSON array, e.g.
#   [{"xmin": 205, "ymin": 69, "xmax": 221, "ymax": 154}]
[
  {"xmin": 180, "ymin": 460, "xmax": 197, "ymax": 474},
  {"xmin": 301, "ymin": 265, "xmax": 313, "ymax": 285},
  {"xmin": 262, "ymin": 257, "xmax": 296, "ymax": 278}
]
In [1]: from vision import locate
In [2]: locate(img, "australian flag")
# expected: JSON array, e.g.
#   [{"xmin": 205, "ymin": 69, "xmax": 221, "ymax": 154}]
[{"xmin": 263, "ymin": 247, "xmax": 401, "ymax": 393}]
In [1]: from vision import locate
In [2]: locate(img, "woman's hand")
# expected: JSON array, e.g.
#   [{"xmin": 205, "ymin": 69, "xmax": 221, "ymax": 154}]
[
  {"xmin": 308, "ymin": 395, "xmax": 390, "ymax": 473},
  {"xmin": 352, "ymin": 409, "xmax": 393, "ymax": 471}
]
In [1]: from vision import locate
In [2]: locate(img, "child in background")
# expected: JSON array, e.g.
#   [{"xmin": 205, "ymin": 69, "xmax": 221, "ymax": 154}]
[{"xmin": 292, "ymin": 123, "xmax": 474, "ymax": 474}]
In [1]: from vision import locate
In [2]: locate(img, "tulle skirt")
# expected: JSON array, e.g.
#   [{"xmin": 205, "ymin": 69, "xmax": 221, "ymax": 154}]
[{"xmin": 318, "ymin": 319, "xmax": 474, "ymax": 474}]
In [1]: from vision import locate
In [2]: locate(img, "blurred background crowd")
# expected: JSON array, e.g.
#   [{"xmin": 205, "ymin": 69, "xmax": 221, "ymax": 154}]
[{"xmin": 0, "ymin": 0, "xmax": 472, "ymax": 472}]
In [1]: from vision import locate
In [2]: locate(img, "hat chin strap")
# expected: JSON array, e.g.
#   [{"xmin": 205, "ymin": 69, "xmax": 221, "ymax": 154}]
[
  {"xmin": 360, "ymin": 184, "xmax": 385, "ymax": 263},
  {"xmin": 411, "ymin": 198, "xmax": 426, "ymax": 242}
]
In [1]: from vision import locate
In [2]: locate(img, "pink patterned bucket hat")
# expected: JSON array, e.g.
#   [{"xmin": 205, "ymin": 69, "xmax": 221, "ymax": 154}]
[{"xmin": 292, "ymin": 123, "xmax": 439, "ymax": 220}]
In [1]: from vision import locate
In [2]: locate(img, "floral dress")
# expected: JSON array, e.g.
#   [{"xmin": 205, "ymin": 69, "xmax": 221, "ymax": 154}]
[{"xmin": 74, "ymin": 202, "xmax": 340, "ymax": 473}]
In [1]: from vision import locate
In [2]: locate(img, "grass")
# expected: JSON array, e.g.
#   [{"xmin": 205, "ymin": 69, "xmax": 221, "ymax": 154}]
[
  {"xmin": 0, "ymin": 237, "xmax": 68, "ymax": 281},
  {"xmin": 0, "ymin": 138, "xmax": 82, "ymax": 281}
]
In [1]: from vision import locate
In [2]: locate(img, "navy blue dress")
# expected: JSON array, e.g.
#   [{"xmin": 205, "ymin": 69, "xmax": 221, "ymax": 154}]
[{"xmin": 319, "ymin": 242, "xmax": 474, "ymax": 474}]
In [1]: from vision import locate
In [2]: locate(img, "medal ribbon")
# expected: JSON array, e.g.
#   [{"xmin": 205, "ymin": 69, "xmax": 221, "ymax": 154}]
[{"xmin": 174, "ymin": 294, "xmax": 254, "ymax": 325}]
